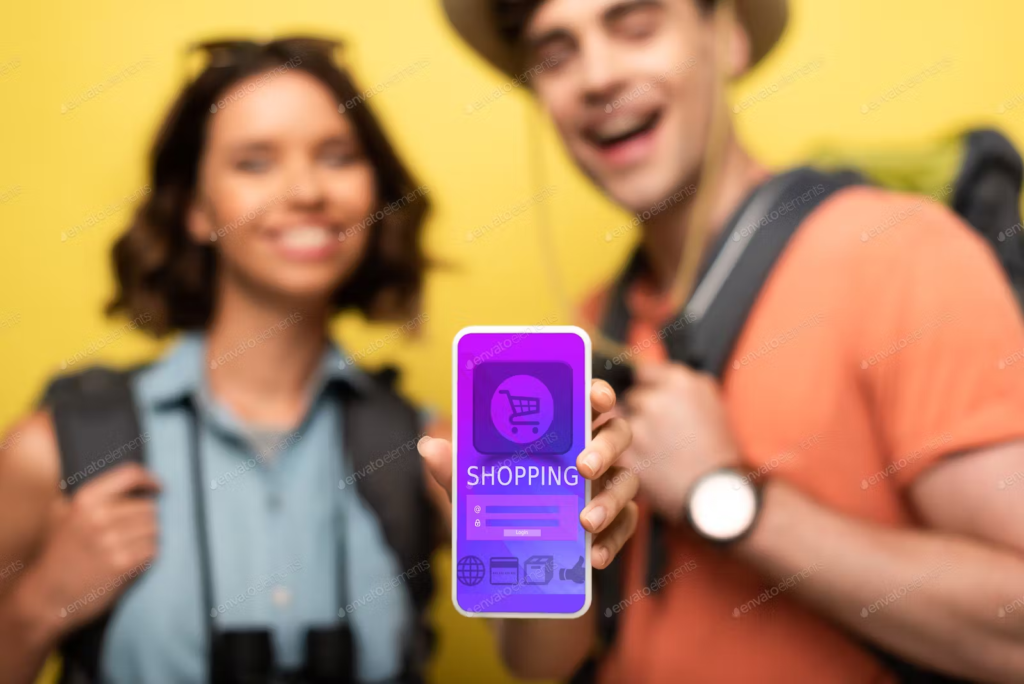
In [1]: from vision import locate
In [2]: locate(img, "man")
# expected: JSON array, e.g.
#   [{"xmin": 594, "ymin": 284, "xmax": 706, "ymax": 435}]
[{"xmin": 421, "ymin": 0, "xmax": 1024, "ymax": 681}]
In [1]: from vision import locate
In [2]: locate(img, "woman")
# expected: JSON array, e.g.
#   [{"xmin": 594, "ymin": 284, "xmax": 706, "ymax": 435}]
[{"xmin": 0, "ymin": 37, "xmax": 637, "ymax": 684}]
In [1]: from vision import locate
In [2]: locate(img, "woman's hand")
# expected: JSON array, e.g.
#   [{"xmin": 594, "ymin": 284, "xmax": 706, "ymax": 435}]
[
  {"xmin": 26, "ymin": 464, "xmax": 161, "ymax": 634},
  {"xmin": 417, "ymin": 379, "xmax": 639, "ymax": 569}
]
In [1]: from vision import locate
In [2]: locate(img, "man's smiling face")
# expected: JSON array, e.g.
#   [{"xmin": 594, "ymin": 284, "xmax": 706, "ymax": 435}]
[{"xmin": 522, "ymin": 0, "xmax": 739, "ymax": 213}]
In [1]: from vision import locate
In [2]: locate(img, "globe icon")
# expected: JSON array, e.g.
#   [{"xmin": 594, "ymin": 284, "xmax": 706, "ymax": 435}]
[{"xmin": 457, "ymin": 555, "xmax": 486, "ymax": 586}]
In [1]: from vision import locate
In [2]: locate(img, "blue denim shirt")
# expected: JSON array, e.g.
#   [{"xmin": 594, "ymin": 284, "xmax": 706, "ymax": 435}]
[{"xmin": 99, "ymin": 333, "xmax": 413, "ymax": 682}]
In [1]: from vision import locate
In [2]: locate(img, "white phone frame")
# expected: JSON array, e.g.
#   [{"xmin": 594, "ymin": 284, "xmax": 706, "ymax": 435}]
[{"xmin": 451, "ymin": 325, "xmax": 592, "ymax": 619}]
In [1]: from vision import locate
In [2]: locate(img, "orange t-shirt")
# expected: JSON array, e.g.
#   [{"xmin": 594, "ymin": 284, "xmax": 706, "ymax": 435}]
[{"xmin": 589, "ymin": 186, "xmax": 1024, "ymax": 684}]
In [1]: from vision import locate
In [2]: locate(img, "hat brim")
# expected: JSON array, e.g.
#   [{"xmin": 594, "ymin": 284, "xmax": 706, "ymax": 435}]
[{"xmin": 443, "ymin": 0, "xmax": 788, "ymax": 80}]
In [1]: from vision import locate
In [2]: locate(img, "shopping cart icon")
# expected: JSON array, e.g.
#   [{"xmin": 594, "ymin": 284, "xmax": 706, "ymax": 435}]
[
  {"xmin": 475, "ymin": 363, "xmax": 570, "ymax": 452},
  {"xmin": 498, "ymin": 389, "xmax": 541, "ymax": 434}
]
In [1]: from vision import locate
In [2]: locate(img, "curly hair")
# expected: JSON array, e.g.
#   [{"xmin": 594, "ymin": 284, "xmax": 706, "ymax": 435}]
[{"xmin": 107, "ymin": 39, "xmax": 430, "ymax": 337}]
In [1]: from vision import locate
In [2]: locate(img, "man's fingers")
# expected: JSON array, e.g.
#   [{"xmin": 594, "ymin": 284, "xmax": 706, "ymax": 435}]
[
  {"xmin": 107, "ymin": 499, "xmax": 158, "ymax": 526},
  {"xmin": 78, "ymin": 464, "xmax": 161, "ymax": 503},
  {"xmin": 592, "ymin": 501, "xmax": 639, "ymax": 569},
  {"xmin": 580, "ymin": 464, "xmax": 639, "ymax": 535},
  {"xmin": 418, "ymin": 436, "xmax": 453, "ymax": 499},
  {"xmin": 577, "ymin": 416, "xmax": 631, "ymax": 480},
  {"xmin": 591, "ymin": 379, "xmax": 616, "ymax": 421}
]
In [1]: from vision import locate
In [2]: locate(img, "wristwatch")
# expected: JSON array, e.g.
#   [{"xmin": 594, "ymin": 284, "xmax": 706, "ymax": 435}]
[{"xmin": 685, "ymin": 467, "xmax": 762, "ymax": 544}]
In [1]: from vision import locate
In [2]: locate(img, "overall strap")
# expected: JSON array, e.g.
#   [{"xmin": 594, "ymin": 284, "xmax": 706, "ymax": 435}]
[
  {"xmin": 334, "ymin": 368, "xmax": 437, "ymax": 675},
  {"xmin": 42, "ymin": 367, "xmax": 147, "ymax": 684},
  {"xmin": 585, "ymin": 168, "xmax": 860, "ymax": 679}
]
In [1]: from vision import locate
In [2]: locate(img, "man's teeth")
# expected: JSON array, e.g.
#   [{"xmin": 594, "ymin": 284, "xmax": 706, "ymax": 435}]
[
  {"xmin": 593, "ymin": 114, "xmax": 650, "ymax": 141},
  {"xmin": 279, "ymin": 226, "xmax": 332, "ymax": 250}
]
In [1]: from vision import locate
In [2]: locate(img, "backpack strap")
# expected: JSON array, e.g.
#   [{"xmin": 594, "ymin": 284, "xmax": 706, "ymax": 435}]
[
  {"xmin": 582, "ymin": 168, "xmax": 860, "ymax": 682},
  {"xmin": 334, "ymin": 366, "xmax": 437, "ymax": 676},
  {"xmin": 952, "ymin": 128, "xmax": 1024, "ymax": 302},
  {"xmin": 41, "ymin": 367, "xmax": 147, "ymax": 684}
]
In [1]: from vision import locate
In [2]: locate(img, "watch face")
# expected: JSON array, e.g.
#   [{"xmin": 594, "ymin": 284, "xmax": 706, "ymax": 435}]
[{"xmin": 688, "ymin": 470, "xmax": 758, "ymax": 542}]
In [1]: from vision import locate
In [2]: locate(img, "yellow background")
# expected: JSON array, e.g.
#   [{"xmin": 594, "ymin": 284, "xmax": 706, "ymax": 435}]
[{"xmin": 2, "ymin": 1, "xmax": 1023, "ymax": 682}]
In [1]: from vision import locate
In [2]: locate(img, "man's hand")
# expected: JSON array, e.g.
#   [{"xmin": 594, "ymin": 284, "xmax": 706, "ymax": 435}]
[
  {"xmin": 418, "ymin": 379, "xmax": 639, "ymax": 569},
  {"xmin": 622, "ymin": 362, "xmax": 740, "ymax": 522}
]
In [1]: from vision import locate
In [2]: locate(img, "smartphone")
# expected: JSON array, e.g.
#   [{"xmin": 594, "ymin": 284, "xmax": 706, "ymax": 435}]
[{"xmin": 452, "ymin": 326, "xmax": 591, "ymax": 618}]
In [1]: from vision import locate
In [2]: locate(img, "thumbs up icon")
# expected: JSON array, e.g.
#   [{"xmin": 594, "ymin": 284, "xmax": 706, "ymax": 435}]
[{"xmin": 559, "ymin": 556, "xmax": 586, "ymax": 584}]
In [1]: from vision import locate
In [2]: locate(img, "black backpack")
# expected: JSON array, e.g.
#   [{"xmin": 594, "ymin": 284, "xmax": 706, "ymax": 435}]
[
  {"xmin": 42, "ymin": 363, "xmax": 437, "ymax": 684},
  {"xmin": 583, "ymin": 128, "xmax": 1024, "ymax": 683}
]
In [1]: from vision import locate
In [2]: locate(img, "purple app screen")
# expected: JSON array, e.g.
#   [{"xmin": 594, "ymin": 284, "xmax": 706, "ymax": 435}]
[{"xmin": 454, "ymin": 329, "xmax": 589, "ymax": 615}]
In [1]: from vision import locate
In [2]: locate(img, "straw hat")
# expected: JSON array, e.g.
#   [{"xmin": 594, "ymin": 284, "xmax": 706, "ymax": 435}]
[{"xmin": 442, "ymin": 0, "xmax": 788, "ymax": 79}]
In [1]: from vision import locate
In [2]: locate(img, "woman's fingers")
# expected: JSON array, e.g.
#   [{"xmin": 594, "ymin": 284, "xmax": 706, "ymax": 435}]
[
  {"xmin": 577, "ymin": 416, "xmax": 632, "ymax": 480},
  {"xmin": 591, "ymin": 501, "xmax": 639, "ymax": 569},
  {"xmin": 580, "ymin": 464, "xmax": 639, "ymax": 535},
  {"xmin": 591, "ymin": 379, "xmax": 616, "ymax": 422},
  {"xmin": 417, "ymin": 436, "xmax": 453, "ymax": 499}
]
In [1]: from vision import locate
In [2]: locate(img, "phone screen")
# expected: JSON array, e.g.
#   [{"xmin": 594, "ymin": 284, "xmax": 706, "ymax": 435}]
[{"xmin": 452, "ymin": 327, "xmax": 591, "ymax": 617}]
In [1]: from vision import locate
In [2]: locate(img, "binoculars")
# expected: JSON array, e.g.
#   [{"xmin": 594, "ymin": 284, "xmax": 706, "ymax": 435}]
[{"xmin": 210, "ymin": 624, "xmax": 356, "ymax": 684}]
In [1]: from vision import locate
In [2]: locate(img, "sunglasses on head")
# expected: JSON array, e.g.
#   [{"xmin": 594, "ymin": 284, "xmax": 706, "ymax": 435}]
[{"xmin": 183, "ymin": 36, "xmax": 345, "ymax": 79}]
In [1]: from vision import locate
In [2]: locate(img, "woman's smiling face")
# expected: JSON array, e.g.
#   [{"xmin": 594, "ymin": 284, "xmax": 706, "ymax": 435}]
[{"xmin": 189, "ymin": 68, "xmax": 378, "ymax": 305}]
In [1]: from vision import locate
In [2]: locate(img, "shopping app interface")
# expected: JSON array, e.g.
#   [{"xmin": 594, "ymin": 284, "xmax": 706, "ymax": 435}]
[{"xmin": 455, "ymin": 331, "xmax": 587, "ymax": 614}]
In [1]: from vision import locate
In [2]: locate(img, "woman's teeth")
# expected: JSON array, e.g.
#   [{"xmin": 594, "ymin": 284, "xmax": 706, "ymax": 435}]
[{"xmin": 279, "ymin": 226, "xmax": 332, "ymax": 249}]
